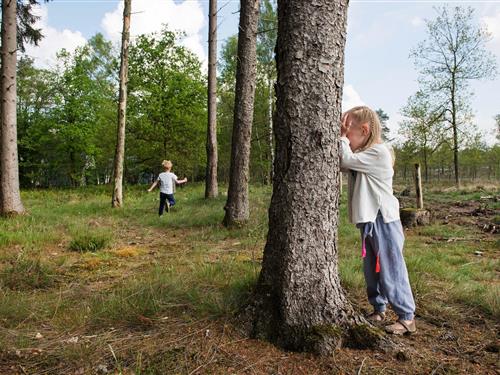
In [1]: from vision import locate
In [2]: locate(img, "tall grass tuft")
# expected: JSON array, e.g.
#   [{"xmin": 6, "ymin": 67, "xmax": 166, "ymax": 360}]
[
  {"xmin": 0, "ymin": 257, "xmax": 57, "ymax": 290},
  {"xmin": 68, "ymin": 232, "xmax": 111, "ymax": 252}
]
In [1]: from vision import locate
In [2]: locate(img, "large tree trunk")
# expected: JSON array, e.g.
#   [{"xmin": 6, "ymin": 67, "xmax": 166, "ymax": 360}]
[
  {"xmin": 223, "ymin": 0, "xmax": 260, "ymax": 226},
  {"xmin": 111, "ymin": 0, "xmax": 131, "ymax": 208},
  {"xmin": 1, "ymin": 0, "xmax": 25, "ymax": 216},
  {"xmin": 248, "ymin": 0, "xmax": 388, "ymax": 355},
  {"xmin": 205, "ymin": 0, "xmax": 219, "ymax": 199}
]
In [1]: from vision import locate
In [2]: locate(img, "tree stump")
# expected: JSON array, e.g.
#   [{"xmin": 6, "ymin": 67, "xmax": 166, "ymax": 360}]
[{"xmin": 400, "ymin": 208, "xmax": 430, "ymax": 228}]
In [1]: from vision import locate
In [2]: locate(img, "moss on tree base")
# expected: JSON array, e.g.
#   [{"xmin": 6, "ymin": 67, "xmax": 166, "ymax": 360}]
[
  {"xmin": 344, "ymin": 323, "xmax": 387, "ymax": 349},
  {"xmin": 304, "ymin": 324, "xmax": 344, "ymax": 355}
]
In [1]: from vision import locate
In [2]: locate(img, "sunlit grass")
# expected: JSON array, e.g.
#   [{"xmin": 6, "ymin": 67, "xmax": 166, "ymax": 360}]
[{"xmin": 0, "ymin": 181, "xmax": 498, "ymax": 355}]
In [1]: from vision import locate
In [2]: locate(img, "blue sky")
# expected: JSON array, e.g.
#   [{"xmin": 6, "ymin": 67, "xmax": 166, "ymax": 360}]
[{"xmin": 24, "ymin": 0, "xmax": 500, "ymax": 144}]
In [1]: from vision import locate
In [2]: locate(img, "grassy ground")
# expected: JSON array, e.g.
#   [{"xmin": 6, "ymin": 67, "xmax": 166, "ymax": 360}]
[{"xmin": 0, "ymin": 182, "xmax": 498, "ymax": 374}]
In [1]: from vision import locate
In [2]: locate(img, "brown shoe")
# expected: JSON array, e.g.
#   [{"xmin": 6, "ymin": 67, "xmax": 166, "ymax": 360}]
[{"xmin": 385, "ymin": 319, "xmax": 416, "ymax": 335}]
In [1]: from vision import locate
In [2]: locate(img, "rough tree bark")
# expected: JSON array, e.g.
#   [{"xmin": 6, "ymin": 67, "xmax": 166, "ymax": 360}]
[
  {"xmin": 248, "ymin": 0, "xmax": 389, "ymax": 355},
  {"xmin": 205, "ymin": 0, "xmax": 219, "ymax": 199},
  {"xmin": 1, "ymin": 0, "xmax": 25, "ymax": 216},
  {"xmin": 223, "ymin": 0, "xmax": 260, "ymax": 226},
  {"xmin": 111, "ymin": 0, "xmax": 131, "ymax": 208}
]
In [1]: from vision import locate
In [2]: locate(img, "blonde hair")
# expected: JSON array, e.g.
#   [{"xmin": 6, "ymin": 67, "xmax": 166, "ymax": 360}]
[
  {"xmin": 161, "ymin": 160, "xmax": 173, "ymax": 170},
  {"xmin": 346, "ymin": 105, "xmax": 395, "ymax": 165}
]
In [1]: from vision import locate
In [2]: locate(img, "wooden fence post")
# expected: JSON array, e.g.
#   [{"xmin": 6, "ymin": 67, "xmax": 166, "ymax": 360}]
[{"xmin": 415, "ymin": 163, "xmax": 423, "ymax": 209}]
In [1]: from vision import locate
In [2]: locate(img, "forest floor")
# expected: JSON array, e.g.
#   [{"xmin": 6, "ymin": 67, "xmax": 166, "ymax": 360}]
[{"xmin": 0, "ymin": 182, "xmax": 498, "ymax": 374}]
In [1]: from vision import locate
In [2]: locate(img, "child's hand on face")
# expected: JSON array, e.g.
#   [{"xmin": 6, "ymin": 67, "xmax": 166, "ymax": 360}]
[{"xmin": 341, "ymin": 113, "xmax": 352, "ymax": 137}]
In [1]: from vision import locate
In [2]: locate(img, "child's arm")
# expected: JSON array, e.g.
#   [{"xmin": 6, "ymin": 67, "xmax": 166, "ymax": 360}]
[
  {"xmin": 339, "ymin": 113, "xmax": 387, "ymax": 174},
  {"xmin": 176, "ymin": 177, "xmax": 188, "ymax": 185},
  {"xmin": 147, "ymin": 180, "xmax": 159, "ymax": 192},
  {"xmin": 340, "ymin": 137, "xmax": 382, "ymax": 174}
]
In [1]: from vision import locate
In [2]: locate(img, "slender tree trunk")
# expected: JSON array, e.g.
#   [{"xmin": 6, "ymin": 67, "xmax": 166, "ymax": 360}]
[
  {"xmin": 267, "ymin": 74, "xmax": 274, "ymax": 185},
  {"xmin": 248, "ymin": 0, "xmax": 388, "ymax": 355},
  {"xmin": 223, "ymin": 0, "xmax": 260, "ymax": 227},
  {"xmin": 205, "ymin": 0, "xmax": 219, "ymax": 198},
  {"xmin": 451, "ymin": 74, "xmax": 460, "ymax": 188},
  {"xmin": 111, "ymin": 0, "xmax": 132, "ymax": 208},
  {"xmin": 254, "ymin": 123, "xmax": 266, "ymax": 183},
  {"xmin": 423, "ymin": 148, "xmax": 428, "ymax": 183},
  {"xmin": 1, "ymin": 0, "xmax": 24, "ymax": 216}
]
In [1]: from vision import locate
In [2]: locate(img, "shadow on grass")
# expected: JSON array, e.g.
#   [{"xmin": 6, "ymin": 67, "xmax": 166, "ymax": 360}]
[{"xmin": 88, "ymin": 260, "xmax": 260, "ymax": 328}]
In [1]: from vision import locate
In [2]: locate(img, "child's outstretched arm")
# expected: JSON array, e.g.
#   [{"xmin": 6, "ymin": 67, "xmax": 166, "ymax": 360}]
[
  {"xmin": 147, "ymin": 180, "xmax": 159, "ymax": 192},
  {"xmin": 176, "ymin": 177, "xmax": 188, "ymax": 185}
]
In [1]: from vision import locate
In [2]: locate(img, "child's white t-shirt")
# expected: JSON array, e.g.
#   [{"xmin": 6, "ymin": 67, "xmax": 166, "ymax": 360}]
[
  {"xmin": 157, "ymin": 172, "xmax": 178, "ymax": 194},
  {"xmin": 340, "ymin": 136, "xmax": 400, "ymax": 224}
]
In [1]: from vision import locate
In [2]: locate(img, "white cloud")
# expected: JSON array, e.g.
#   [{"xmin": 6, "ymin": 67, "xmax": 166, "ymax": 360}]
[
  {"xmin": 23, "ymin": 5, "xmax": 87, "ymax": 68},
  {"xmin": 342, "ymin": 84, "xmax": 365, "ymax": 111},
  {"xmin": 101, "ymin": 0, "xmax": 206, "ymax": 65},
  {"xmin": 482, "ymin": 11, "xmax": 500, "ymax": 53},
  {"xmin": 411, "ymin": 16, "xmax": 423, "ymax": 27}
]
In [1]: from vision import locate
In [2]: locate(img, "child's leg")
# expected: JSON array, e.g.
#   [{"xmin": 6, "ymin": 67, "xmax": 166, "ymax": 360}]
[
  {"xmin": 374, "ymin": 219, "xmax": 415, "ymax": 321},
  {"xmin": 159, "ymin": 193, "xmax": 168, "ymax": 216},
  {"xmin": 363, "ymin": 234, "xmax": 388, "ymax": 313},
  {"xmin": 166, "ymin": 194, "xmax": 176, "ymax": 207}
]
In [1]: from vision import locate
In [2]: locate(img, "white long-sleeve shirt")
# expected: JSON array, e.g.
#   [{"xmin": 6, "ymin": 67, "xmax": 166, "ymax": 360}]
[{"xmin": 340, "ymin": 136, "xmax": 400, "ymax": 224}]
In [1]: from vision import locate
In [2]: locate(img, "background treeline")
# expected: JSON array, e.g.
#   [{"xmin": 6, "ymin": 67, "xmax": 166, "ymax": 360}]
[
  {"xmin": 17, "ymin": 6, "xmax": 278, "ymax": 188},
  {"xmin": 16, "ymin": 2, "xmax": 499, "ymax": 188},
  {"xmin": 394, "ymin": 138, "xmax": 500, "ymax": 184}
]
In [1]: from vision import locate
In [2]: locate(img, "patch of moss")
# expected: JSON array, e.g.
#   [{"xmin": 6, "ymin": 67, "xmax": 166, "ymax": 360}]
[
  {"xmin": 344, "ymin": 323, "xmax": 384, "ymax": 349},
  {"xmin": 309, "ymin": 324, "xmax": 343, "ymax": 338},
  {"xmin": 401, "ymin": 207, "xmax": 418, "ymax": 213},
  {"xmin": 304, "ymin": 324, "xmax": 344, "ymax": 353}
]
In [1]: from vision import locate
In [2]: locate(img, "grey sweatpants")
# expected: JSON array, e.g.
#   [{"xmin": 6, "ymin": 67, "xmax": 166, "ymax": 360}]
[{"xmin": 357, "ymin": 212, "xmax": 416, "ymax": 321}]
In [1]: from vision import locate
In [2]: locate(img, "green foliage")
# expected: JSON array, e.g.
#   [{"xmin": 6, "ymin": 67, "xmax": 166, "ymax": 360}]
[
  {"xmin": 126, "ymin": 28, "xmax": 207, "ymax": 181},
  {"xmin": 17, "ymin": 35, "xmax": 117, "ymax": 187},
  {"xmin": 50, "ymin": 34, "xmax": 118, "ymax": 186},
  {"xmin": 15, "ymin": 0, "xmax": 52, "ymax": 52},
  {"xmin": 17, "ymin": 28, "xmax": 207, "ymax": 187}
]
